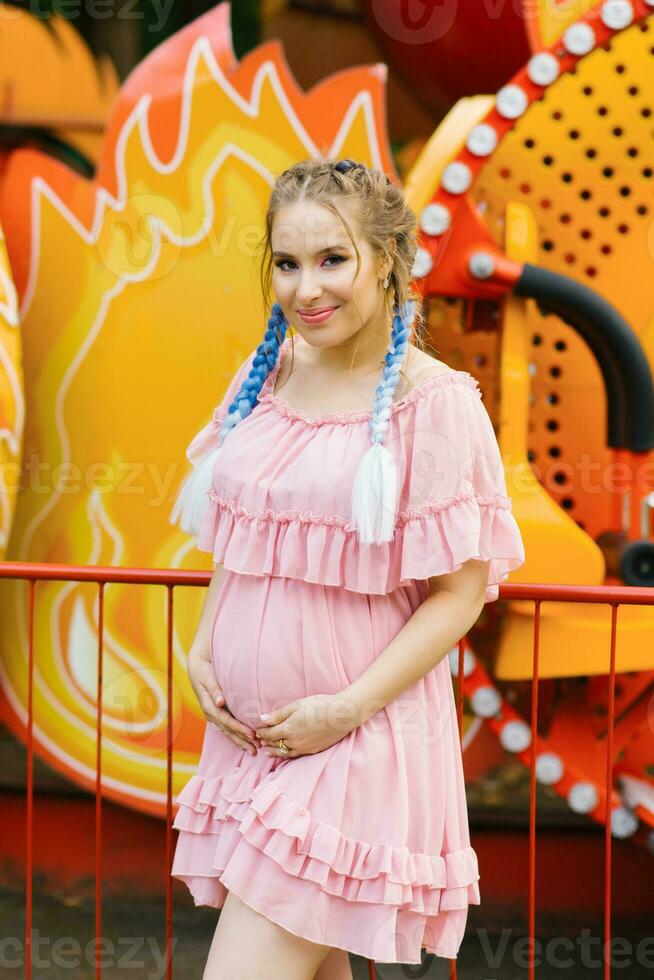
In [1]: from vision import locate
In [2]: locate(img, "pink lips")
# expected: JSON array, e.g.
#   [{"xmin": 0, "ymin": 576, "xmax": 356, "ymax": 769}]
[{"xmin": 297, "ymin": 306, "xmax": 338, "ymax": 324}]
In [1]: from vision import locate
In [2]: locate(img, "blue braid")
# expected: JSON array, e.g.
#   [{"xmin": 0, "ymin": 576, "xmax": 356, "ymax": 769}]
[
  {"xmin": 219, "ymin": 302, "xmax": 289, "ymax": 441},
  {"xmin": 369, "ymin": 299, "xmax": 415, "ymax": 445}
]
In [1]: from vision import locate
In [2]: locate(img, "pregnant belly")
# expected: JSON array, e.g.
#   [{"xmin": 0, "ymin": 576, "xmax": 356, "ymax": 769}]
[{"xmin": 210, "ymin": 570, "xmax": 423, "ymax": 730}]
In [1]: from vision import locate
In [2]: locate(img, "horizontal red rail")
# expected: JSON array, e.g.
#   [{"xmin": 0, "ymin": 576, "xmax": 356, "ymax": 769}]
[
  {"xmin": 2, "ymin": 559, "xmax": 652, "ymax": 980},
  {"xmin": 3, "ymin": 561, "xmax": 653, "ymax": 603}
]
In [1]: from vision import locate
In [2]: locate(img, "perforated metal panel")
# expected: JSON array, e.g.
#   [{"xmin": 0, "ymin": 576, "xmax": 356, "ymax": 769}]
[{"xmin": 427, "ymin": 16, "xmax": 654, "ymax": 540}]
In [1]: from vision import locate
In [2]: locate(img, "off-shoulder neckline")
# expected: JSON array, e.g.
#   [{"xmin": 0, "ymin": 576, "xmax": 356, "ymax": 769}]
[{"xmin": 257, "ymin": 334, "xmax": 479, "ymax": 426}]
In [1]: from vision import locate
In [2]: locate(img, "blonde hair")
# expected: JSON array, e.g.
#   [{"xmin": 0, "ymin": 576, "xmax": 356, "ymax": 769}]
[
  {"xmin": 257, "ymin": 158, "xmax": 426, "ymax": 391},
  {"xmin": 171, "ymin": 158, "xmax": 426, "ymax": 545}
]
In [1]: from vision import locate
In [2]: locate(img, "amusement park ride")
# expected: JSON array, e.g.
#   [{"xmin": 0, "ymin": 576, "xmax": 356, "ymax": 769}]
[
  {"xmin": 398, "ymin": 1, "xmax": 654, "ymax": 849},
  {"xmin": 0, "ymin": 0, "xmax": 652, "ymax": 866}
]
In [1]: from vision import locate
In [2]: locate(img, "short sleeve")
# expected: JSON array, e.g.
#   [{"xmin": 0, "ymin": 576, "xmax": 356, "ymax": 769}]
[
  {"xmin": 395, "ymin": 377, "xmax": 526, "ymax": 604},
  {"xmin": 460, "ymin": 381, "xmax": 526, "ymax": 602}
]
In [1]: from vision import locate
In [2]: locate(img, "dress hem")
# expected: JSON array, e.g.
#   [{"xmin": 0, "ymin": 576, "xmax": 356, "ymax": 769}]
[
  {"xmin": 172, "ymin": 868, "xmax": 462, "ymax": 966},
  {"xmin": 171, "ymin": 759, "xmax": 480, "ymax": 963},
  {"xmin": 172, "ymin": 768, "xmax": 480, "ymax": 913}
]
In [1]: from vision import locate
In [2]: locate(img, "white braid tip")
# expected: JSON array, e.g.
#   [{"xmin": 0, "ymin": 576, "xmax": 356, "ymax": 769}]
[
  {"xmin": 351, "ymin": 442, "xmax": 399, "ymax": 545},
  {"xmin": 169, "ymin": 447, "xmax": 219, "ymax": 537}
]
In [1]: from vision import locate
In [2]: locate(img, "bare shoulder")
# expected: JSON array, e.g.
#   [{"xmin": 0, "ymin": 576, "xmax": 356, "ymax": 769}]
[{"xmin": 404, "ymin": 346, "xmax": 455, "ymax": 386}]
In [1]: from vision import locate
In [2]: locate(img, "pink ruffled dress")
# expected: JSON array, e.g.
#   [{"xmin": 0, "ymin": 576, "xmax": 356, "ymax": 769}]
[{"xmin": 171, "ymin": 334, "xmax": 526, "ymax": 964}]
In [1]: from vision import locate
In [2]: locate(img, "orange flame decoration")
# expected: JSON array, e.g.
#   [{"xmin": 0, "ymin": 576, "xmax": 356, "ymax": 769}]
[
  {"xmin": 0, "ymin": 225, "xmax": 21, "ymax": 551},
  {"xmin": 0, "ymin": 4, "xmax": 403, "ymax": 815}
]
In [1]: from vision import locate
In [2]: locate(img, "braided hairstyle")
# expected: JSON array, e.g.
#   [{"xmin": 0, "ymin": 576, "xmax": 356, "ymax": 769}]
[{"xmin": 170, "ymin": 158, "xmax": 424, "ymax": 544}]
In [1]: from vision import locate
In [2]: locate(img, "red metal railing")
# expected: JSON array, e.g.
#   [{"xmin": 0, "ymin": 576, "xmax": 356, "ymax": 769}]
[{"xmin": 1, "ymin": 561, "xmax": 652, "ymax": 980}]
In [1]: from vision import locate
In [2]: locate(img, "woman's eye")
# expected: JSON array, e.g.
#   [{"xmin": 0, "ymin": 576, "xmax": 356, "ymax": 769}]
[{"xmin": 274, "ymin": 255, "xmax": 346, "ymax": 272}]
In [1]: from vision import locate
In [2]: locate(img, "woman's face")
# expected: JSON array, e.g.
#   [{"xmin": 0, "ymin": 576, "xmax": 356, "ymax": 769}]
[{"xmin": 270, "ymin": 200, "xmax": 390, "ymax": 350}]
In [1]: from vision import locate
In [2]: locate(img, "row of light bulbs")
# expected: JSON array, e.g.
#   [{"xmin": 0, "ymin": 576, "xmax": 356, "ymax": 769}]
[
  {"xmin": 447, "ymin": 648, "xmax": 645, "ymax": 843},
  {"xmin": 411, "ymin": 0, "xmax": 652, "ymax": 282}
]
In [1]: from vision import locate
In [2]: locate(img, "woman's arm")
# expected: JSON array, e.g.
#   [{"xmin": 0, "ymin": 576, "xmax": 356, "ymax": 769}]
[
  {"xmin": 188, "ymin": 562, "xmax": 225, "ymax": 661},
  {"xmin": 342, "ymin": 558, "xmax": 489, "ymax": 726}
]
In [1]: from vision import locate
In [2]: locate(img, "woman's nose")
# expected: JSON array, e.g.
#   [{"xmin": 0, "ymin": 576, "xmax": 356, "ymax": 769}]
[{"xmin": 296, "ymin": 272, "xmax": 322, "ymax": 301}]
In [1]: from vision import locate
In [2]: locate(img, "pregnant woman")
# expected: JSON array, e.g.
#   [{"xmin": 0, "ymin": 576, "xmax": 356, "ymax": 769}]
[{"xmin": 169, "ymin": 158, "xmax": 525, "ymax": 979}]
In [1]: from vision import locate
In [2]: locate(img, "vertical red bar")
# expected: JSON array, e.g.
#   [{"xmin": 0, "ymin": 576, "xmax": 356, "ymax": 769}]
[
  {"xmin": 96, "ymin": 583, "xmax": 105, "ymax": 980},
  {"xmin": 166, "ymin": 585, "xmax": 174, "ymax": 980},
  {"xmin": 25, "ymin": 579, "xmax": 36, "ymax": 980},
  {"xmin": 604, "ymin": 604, "xmax": 618, "ymax": 980},
  {"xmin": 529, "ymin": 601, "xmax": 541, "ymax": 980}
]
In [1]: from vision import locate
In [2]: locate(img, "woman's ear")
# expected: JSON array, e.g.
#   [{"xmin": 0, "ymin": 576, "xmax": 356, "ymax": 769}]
[{"xmin": 377, "ymin": 245, "xmax": 395, "ymax": 283}]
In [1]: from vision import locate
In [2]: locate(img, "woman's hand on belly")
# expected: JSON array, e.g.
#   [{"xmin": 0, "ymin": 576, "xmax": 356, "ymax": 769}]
[
  {"xmin": 188, "ymin": 651, "xmax": 261, "ymax": 755},
  {"xmin": 255, "ymin": 693, "xmax": 359, "ymax": 759}
]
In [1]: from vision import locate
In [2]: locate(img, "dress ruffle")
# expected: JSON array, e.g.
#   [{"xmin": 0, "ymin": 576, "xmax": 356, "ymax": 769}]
[
  {"xmin": 198, "ymin": 487, "xmax": 524, "ymax": 603},
  {"xmin": 181, "ymin": 334, "xmax": 525, "ymax": 602},
  {"xmin": 170, "ymin": 336, "xmax": 525, "ymax": 962},
  {"xmin": 172, "ymin": 762, "xmax": 480, "ymax": 942}
]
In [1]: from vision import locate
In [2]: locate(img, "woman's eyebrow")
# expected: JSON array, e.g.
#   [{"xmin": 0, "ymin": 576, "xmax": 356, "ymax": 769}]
[{"xmin": 272, "ymin": 244, "xmax": 350, "ymax": 258}]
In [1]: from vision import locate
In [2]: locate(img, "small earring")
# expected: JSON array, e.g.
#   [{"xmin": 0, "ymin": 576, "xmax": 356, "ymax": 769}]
[{"xmin": 382, "ymin": 277, "xmax": 389, "ymax": 289}]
